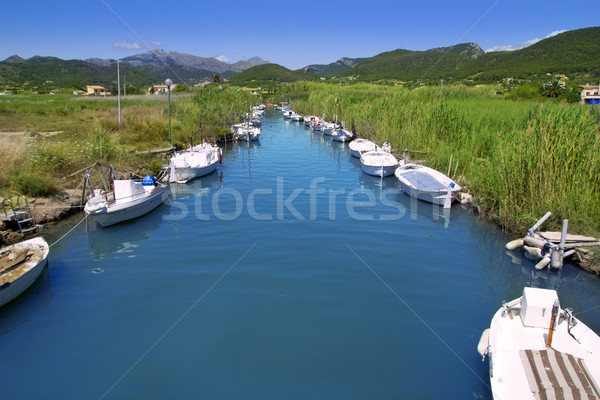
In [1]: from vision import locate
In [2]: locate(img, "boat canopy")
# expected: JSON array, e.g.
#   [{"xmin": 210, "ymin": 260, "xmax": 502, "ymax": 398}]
[{"xmin": 114, "ymin": 180, "xmax": 147, "ymax": 205}]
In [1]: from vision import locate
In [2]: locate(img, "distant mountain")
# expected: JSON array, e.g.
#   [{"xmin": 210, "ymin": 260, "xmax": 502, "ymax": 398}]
[
  {"xmin": 86, "ymin": 50, "xmax": 268, "ymax": 74},
  {"xmin": 341, "ymin": 46, "xmax": 477, "ymax": 82},
  {"xmin": 466, "ymin": 27, "xmax": 600, "ymax": 81},
  {"xmin": 228, "ymin": 63, "xmax": 319, "ymax": 85},
  {"xmin": 430, "ymin": 43, "xmax": 484, "ymax": 58},
  {"xmin": 304, "ymin": 57, "xmax": 365, "ymax": 78},
  {"xmin": 3, "ymin": 55, "xmax": 25, "ymax": 64},
  {"xmin": 0, "ymin": 56, "xmax": 155, "ymax": 87}
]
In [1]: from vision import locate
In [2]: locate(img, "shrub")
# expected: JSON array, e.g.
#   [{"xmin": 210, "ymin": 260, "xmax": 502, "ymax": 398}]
[{"xmin": 11, "ymin": 172, "xmax": 57, "ymax": 197}]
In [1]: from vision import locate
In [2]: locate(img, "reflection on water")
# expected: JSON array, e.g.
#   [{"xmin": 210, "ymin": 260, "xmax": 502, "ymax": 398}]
[
  {"xmin": 86, "ymin": 204, "xmax": 165, "ymax": 260},
  {"xmin": 0, "ymin": 267, "xmax": 53, "ymax": 334}
]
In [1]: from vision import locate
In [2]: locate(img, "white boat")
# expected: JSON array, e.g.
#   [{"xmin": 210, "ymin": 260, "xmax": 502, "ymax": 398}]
[
  {"xmin": 282, "ymin": 110, "xmax": 292, "ymax": 119},
  {"xmin": 322, "ymin": 122, "xmax": 338, "ymax": 136},
  {"xmin": 311, "ymin": 118, "xmax": 323, "ymax": 132},
  {"xmin": 394, "ymin": 163, "xmax": 461, "ymax": 208},
  {"xmin": 0, "ymin": 237, "xmax": 49, "ymax": 307},
  {"xmin": 290, "ymin": 113, "xmax": 303, "ymax": 122},
  {"xmin": 304, "ymin": 116, "xmax": 316, "ymax": 126},
  {"xmin": 360, "ymin": 150, "xmax": 399, "ymax": 178},
  {"xmin": 331, "ymin": 129, "xmax": 354, "ymax": 142},
  {"xmin": 233, "ymin": 124, "xmax": 261, "ymax": 142},
  {"xmin": 168, "ymin": 143, "xmax": 221, "ymax": 183},
  {"xmin": 349, "ymin": 138, "xmax": 379, "ymax": 158},
  {"xmin": 477, "ymin": 287, "xmax": 600, "ymax": 400},
  {"xmin": 84, "ymin": 177, "xmax": 170, "ymax": 227}
]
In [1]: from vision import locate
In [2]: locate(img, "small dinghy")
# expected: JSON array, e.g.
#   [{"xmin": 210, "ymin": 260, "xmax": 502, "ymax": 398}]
[
  {"xmin": 0, "ymin": 237, "xmax": 49, "ymax": 307},
  {"xmin": 349, "ymin": 138, "xmax": 378, "ymax": 158},
  {"xmin": 84, "ymin": 176, "xmax": 170, "ymax": 227},
  {"xmin": 478, "ymin": 287, "xmax": 600, "ymax": 400},
  {"xmin": 360, "ymin": 150, "xmax": 399, "ymax": 178},
  {"xmin": 394, "ymin": 163, "xmax": 461, "ymax": 208}
]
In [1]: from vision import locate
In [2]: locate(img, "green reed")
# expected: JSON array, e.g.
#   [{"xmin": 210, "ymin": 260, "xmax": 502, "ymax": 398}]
[{"xmin": 278, "ymin": 83, "xmax": 600, "ymax": 234}]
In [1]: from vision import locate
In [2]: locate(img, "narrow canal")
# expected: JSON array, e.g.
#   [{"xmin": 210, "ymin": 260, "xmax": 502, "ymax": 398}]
[{"xmin": 1, "ymin": 110, "xmax": 599, "ymax": 399}]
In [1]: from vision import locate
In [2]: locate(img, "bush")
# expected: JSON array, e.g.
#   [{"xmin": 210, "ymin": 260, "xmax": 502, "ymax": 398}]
[{"xmin": 11, "ymin": 172, "xmax": 57, "ymax": 197}]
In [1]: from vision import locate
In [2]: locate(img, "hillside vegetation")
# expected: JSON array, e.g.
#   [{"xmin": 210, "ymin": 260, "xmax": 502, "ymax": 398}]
[
  {"xmin": 228, "ymin": 63, "xmax": 319, "ymax": 86},
  {"xmin": 341, "ymin": 27, "xmax": 600, "ymax": 84}
]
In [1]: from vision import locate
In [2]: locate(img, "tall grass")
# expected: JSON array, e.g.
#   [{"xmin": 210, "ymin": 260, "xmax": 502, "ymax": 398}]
[
  {"xmin": 278, "ymin": 83, "xmax": 600, "ymax": 234},
  {"xmin": 0, "ymin": 88, "xmax": 251, "ymax": 197}
]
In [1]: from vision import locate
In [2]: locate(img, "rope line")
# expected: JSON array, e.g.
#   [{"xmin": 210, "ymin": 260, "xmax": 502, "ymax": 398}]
[{"xmin": 49, "ymin": 214, "xmax": 88, "ymax": 248}]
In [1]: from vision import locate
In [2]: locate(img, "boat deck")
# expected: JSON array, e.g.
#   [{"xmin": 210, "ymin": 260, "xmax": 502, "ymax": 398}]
[
  {"xmin": 490, "ymin": 304, "xmax": 600, "ymax": 400},
  {"xmin": 397, "ymin": 168, "xmax": 445, "ymax": 192}
]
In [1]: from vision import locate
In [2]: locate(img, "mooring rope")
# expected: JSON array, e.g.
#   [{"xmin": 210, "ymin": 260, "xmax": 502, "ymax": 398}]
[
  {"xmin": 575, "ymin": 303, "xmax": 600, "ymax": 316},
  {"xmin": 48, "ymin": 214, "xmax": 88, "ymax": 248}
]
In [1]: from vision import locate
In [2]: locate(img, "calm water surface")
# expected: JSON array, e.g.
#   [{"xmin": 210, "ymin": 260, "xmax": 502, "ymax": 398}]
[{"xmin": 2, "ymin": 111, "xmax": 600, "ymax": 399}]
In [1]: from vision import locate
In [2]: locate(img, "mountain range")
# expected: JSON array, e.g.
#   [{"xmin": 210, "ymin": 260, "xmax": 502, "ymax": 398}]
[
  {"xmin": 1, "ymin": 26, "xmax": 599, "ymax": 89},
  {"xmin": 0, "ymin": 50, "xmax": 268, "ymax": 88}
]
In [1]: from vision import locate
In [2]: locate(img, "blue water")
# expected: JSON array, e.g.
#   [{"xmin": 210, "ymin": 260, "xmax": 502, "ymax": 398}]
[{"xmin": 2, "ymin": 111, "xmax": 600, "ymax": 399}]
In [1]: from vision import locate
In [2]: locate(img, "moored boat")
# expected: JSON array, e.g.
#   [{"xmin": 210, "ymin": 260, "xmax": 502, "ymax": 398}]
[
  {"xmin": 349, "ymin": 138, "xmax": 379, "ymax": 158},
  {"xmin": 84, "ymin": 176, "xmax": 170, "ymax": 227},
  {"xmin": 360, "ymin": 150, "xmax": 399, "ymax": 178},
  {"xmin": 0, "ymin": 237, "xmax": 49, "ymax": 307},
  {"xmin": 322, "ymin": 122, "xmax": 338, "ymax": 136},
  {"xmin": 477, "ymin": 287, "xmax": 600, "ymax": 400},
  {"xmin": 394, "ymin": 163, "xmax": 461, "ymax": 208},
  {"xmin": 168, "ymin": 143, "xmax": 222, "ymax": 183},
  {"xmin": 331, "ymin": 128, "xmax": 354, "ymax": 142}
]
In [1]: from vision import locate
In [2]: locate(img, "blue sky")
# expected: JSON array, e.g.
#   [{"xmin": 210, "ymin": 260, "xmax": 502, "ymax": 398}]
[{"xmin": 2, "ymin": 0, "xmax": 598, "ymax": 70}]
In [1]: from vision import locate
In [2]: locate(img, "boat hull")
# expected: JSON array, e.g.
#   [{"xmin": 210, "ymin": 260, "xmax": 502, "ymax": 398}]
[
  {"xmin": 0, "ymin": 237, "xmax": 49, "ymax": 307},
  {"xmin": 360, "ymin": 164, "xmax": 397, "ymax": 178},
  {"xmin": 394, "ymin": 165, "xmax": 461, "ymax": 206},
  {"xmin": 170, "ymin": 161, "xmax": 218, "ymax": 183},
  {"xmin": 86, "ymin": 185, "xmax": 170, "ymax": 227}
]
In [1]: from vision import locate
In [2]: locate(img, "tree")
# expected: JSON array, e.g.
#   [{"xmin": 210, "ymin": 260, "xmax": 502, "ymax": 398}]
[
  {"xmin": 542, "ymin": 80, "xmax": 564, "ymax": 98},
  {"xmin": 213, "ymin": 74, "xmax": 221, "ymax": 84},
  {"xmin": 174, "ymin": 83, "xmax": 190, "ymax": 93}
]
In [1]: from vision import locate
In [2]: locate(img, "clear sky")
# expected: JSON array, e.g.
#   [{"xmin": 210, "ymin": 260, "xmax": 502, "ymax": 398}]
[{"xmin": 2, "ymin": 0, "xmax": 598, "ymax": 70}]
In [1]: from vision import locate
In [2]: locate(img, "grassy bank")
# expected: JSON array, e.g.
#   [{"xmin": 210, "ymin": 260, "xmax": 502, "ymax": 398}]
[
  {"xmin": 276, "ymin": 82, "xmax": 600, "ymax": 235},
  {"xmin": 0, "ymin": 87, "xmax": 250, "ymax": 198}
]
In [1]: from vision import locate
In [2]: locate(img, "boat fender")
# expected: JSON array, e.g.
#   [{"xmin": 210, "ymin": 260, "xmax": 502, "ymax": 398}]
[
  {"xmin": 142, "ymin": 175, "xmax": 157, "ymax": 186},
  {"xmin": 523, "ymin": 236, "xmax": 547, "ymax": 249},
  {"xmin": 523, "ymin": 245, "xmax": 543, "ymax": 260},
  {"xmin": 535, "ymin": 255, "xmax": 551, "ymax": 270},
  {"xmin": 550, "ymin": 250, "xmax": 563, "ymax": 270},
  {"xmin": 477, "ymin": 329, "xmax": 490, "ymax": 359},
  {"xmin": 505, "ymin": 238, "xmax": 524, "ymax": 250},
  {"xmin": 217, "ymin": 150, "xmax": 222, "ymax": 164}
]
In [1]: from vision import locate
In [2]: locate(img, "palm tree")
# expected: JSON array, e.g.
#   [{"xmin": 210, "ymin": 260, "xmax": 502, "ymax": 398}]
[{"xmin": 543, "ymin": 80, "xmax": 564, "ymax": 98}]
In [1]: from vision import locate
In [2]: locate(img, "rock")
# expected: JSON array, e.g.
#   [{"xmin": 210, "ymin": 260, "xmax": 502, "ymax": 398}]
[{"xmin": 577, "ymin": 247, "xmax": 600, "ymax": 275}]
